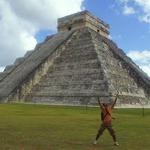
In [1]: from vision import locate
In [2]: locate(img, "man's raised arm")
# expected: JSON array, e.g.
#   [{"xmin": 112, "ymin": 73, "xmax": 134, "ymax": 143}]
[
  {"xmin": 98, "ymin": 98, "xmax": 104, "ymax": 110},
  {"xmin": 111, "ymin": 92, "xmax": 119, "ymax": 109}
]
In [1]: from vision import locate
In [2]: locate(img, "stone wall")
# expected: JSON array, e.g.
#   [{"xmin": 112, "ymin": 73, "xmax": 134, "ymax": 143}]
[{"xmin": 58, "ymin": 11, "xmax": 109, "ymax": 38}]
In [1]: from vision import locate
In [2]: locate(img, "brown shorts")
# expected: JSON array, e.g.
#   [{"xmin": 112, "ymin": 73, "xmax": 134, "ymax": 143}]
[{"xmin": 98, "ymin": 123, "xmax": 115, "ymax": 134}]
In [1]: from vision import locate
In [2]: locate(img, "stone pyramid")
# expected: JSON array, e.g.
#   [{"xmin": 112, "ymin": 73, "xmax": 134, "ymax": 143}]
[{"xmin": 0, "ymin": 11, "xmax": 150, "ymax": 106}]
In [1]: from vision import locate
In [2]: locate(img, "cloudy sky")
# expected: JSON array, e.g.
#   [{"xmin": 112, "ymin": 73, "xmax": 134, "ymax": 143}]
[{"xmin": 0, "ymin": 0, "xmax": 150, "ymax": 77}]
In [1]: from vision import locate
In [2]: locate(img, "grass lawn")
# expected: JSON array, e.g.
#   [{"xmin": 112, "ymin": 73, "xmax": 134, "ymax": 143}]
[{"xmin": 0, "ymin": 103, "xmax": 149, "ymax": 150}]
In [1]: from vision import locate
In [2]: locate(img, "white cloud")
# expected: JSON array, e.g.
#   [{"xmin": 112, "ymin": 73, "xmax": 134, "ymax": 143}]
[
  {"xmin": 7, "ymin": 0, "xmax": 85, "ymax": 30},
  {"xmin": 0, "ymin": 67, "xmax": 5, "ymax": 72},
  {"xmin": 119, "ymin": 0, "xmax": 129, "ymax": 3},
  {"xmin": 134, "ymin": 0, "xmax": 150, "ymax": 23},
  {"xmin": 117, "ymin": 0, "xmax": 150, "ymax": 24},
  {"xmin": 109, "ymin": 35, "xmax": 113, "ymax": 39},
  {"xmin": 111, "ymin": 34, "xmax": 122, "ymax": 40},
  {"xmin": 127, "ymin": 50, "xmax": 150, "ymax": 76},
  {"xmin": 0, "ymin": 0, "xmax": 84, "ymax": 70},
  {"xmin": 123, "ymin": 5, "xmax": 136, "ymax": 15},
  {"xmin": 139, "ymin": 14, "xmax": 150, "ymax": 23},
  {"xmin": 127, "ymin": 50, "xmax": 150, "ymax": 62},
  {"xmin": 116, "ymin": 0, "xmax": 150, "ymax": 76},
  {"xmin": 0, "ymin": 0, "xmax": 37, "ymax": 66},
  {"xmin": 140, "ymin": 65, "xmax": 150, "ymax": 76}
]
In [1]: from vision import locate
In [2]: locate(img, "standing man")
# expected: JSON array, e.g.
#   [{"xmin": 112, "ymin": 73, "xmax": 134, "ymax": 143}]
[{"xmin": 93, "ymin": 93, "xmax": 119, "ymax": 146}]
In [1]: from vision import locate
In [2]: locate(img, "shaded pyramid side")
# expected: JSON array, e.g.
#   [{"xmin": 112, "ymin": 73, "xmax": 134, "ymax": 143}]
[{"xmin": 89, "ymin": 29, "xmax": 150, "ymax": 105}]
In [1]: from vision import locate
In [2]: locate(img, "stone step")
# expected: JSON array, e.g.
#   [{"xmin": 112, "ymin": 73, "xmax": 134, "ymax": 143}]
[
  {"xmin": 0, "ymin": 72, "xmax": 8, "ymax": 81},
  {"xmin": 45, "ymin": 73, "xmax": 104, "ymax": 83},
  {"xmin": 40, "ymin": 79, "xmax": 107, "ymax": 86},
  {"xmin": 65, "ymin": 40, "xmax": 94, "ymax": 50},
  {"xmin": 62, "ymin": 44, "xmax": 94, "ymax": 54},
  {"xmin": 52, "ymin": 62, "xmax": 101, "ymax": 71},
  {"xmin": 32, "ymin": 83, "xmax": 107, "ymax": 93},
  {"xmin": 34, "ymin": 43, "xmax": 43, "ymax": 50},
  {"xmin": 61, "ymin": 46, "xmax": 96, "ymax": 56},
  {"xmin": 31, "ymin": 90, "xmax": 109, "ymax": 97},
  {"xmin": 54, "ymin": 52, "xmax": 98, "ymax": 64},
  {"xmin": 59, "ymin": 50, "xmax": 97, "ymax": 60},
  {"xmin": 47, "ymin": 68, "xmax": 103, "ymax": 76},
  {"xmin": 4, "ymin": 65, "xmax": 16, "ymax": 73},
  {"xmin": 31, "ymin": 96, "xmax": 99, "ymax": 105},
  {"xmin": 53, "ymin": 61, "xmax": 101, "ymax": 71},
  {"xmin": 14, "ymin": 57, "xmax": 25, "ymax": 66},
  {"xmin": 24, "ymin": 50, "xmax": 33, "ymax": 58},
  {"xmin": 53, "ymin": 59, "xmax": 99, "ymax": 69}
]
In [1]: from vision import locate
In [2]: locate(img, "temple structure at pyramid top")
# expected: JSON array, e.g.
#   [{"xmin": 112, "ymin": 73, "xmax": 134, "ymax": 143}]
[
  {"xmin": 57, "ymin": 10, "xmax": 109, "ymax": 38},
  {"xmin": 0, "ymin": 10, "xmax": 150, "ymax": 106}
]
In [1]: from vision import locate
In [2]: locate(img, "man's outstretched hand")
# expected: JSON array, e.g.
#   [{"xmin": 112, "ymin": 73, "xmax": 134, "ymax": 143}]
[
  {"xmin": 111, "ymin": 91, "xmax": 119, "ymax": 109},
  {"xmin": 115, "ymin": 91, "xmax": 119, "ymax": 97}
]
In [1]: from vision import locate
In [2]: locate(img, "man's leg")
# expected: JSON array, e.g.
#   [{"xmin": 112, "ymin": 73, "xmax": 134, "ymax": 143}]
[
  {"xmin": 93, "ymin": 124, "xmax": 105, "ymax": 144},
  {"xmin": 107, "ymin": 125, "xmax": 119, "ymax": 146}
]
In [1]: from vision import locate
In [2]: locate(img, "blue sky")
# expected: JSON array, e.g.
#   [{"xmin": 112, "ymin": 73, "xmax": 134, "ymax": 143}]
[
  {"xmin": 0, "ymin": 0, "xmax": 150, "ymax": 76},
  {"xmin": 35, "ymin": 0, "xmax": 150, "ymax": 52},
  {"xmin": 83, "ymin": 0, "xmax": 150, "ymax": 52}
]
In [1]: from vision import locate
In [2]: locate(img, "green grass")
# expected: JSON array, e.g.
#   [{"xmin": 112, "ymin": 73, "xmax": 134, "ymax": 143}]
[{"xmin": 0, "ymin": 103, "xmax": 150, "ymax": 150}]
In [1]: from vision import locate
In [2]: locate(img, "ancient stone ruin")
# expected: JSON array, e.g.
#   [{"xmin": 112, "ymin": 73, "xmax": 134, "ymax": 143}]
[{"xmin": 0, "ymin": 11, "xmax": 150, "ymax": 106}]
